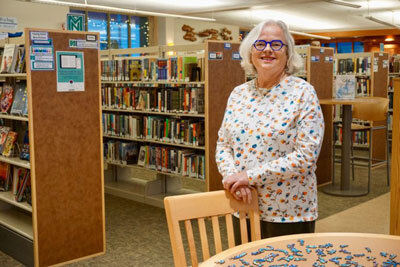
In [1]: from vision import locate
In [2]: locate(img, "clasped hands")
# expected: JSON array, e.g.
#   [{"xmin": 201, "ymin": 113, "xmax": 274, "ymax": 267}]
[{"xmin": 222, "ymin": 170, "xmax": 252, "ymax": 204}]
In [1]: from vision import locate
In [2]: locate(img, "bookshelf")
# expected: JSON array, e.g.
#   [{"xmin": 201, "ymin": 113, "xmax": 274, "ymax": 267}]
[
  {"xmin": 0, "ymin": 37, "xmax": 33, "ymax": 266},
  {"xmin": 333, "ymin": 52, "xmax": 389, "ymax": 163},
  {"xmin": 294, "ymin": 45, "xmax": 334, "ymax": 185},
  {"xmin": 100, "ymin": 41, "xmax": 245, "ymax": 207},
  {"xmin": 0, "ymin": 30, "xmax": 106, "ymax": 267}
]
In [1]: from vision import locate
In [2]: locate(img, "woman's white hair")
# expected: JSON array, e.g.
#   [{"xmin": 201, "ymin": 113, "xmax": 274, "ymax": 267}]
[{"xmin": 239, "ymin": 20, "xmax": 303, "ymax": 75}]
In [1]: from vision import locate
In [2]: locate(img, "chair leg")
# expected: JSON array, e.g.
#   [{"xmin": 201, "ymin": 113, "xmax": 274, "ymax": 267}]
[
  {"xmin": 351, "ymin": 137, "xmax": 355, "ymax": 181},
  {"xmin": 368, "ymin": 129, "xmax": 372, "ymax": 194},
  {"xmin": 386, "ymin": 117, "xmax": 390, "ymax": 186}
]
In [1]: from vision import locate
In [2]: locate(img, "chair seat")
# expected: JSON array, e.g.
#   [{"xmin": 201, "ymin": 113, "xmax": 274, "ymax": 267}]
[
  {"xmin": 336, "ymin": 123, "xmax": 371, "ymax": 131},
  {"xmin": 350, "ymin": 123, "xmax": 371, "ymax": 131}
]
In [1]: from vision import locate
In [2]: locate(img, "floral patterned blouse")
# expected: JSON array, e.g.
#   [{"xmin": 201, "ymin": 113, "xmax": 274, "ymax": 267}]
[{"xmin": 216, "ymin": 76, "xmax": 324, "ymax": 222}]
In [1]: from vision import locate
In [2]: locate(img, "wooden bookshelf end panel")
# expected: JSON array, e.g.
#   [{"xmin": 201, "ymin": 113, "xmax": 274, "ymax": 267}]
[
  {"xmin": 309, "ymin": 47, "xmax": 334, "ymax": 185},
  {"xmin": 206, "ymin": 41, "xmax": 245, "ymax": 191},
  {"xmin": 26, "ymin": 29, "xmax": 105, "ymax": 267}
]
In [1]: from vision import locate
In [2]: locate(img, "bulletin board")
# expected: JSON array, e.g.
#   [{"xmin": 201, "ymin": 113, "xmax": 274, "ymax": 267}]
[{"xmin": 25, "ymin": 28, "xmax": 105, "ymax": 266}]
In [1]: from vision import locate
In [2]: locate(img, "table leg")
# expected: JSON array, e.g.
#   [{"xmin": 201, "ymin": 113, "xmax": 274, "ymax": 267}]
[
  {"xmin": 321, "ymin": 105, "xmax": 368, "ymax": 197},
  {"xmin": 341, "ymin": 105, "xmax": 352, "ymax": 190}
]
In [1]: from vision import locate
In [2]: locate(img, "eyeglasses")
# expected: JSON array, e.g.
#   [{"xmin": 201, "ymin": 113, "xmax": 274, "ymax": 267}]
[{"xmin": 253, "ymin": 40, "xmax": 287, "ymax": 51}]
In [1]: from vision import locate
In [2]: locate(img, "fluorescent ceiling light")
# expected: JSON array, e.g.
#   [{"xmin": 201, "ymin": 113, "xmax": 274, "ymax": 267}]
[
  {"xmin": 289, "ymin": 30, "xmax": 331, "ymax": 40},
  {"xmin": 364, "ymin": 15, "xmax": 400, "ymax": 29},
  {"xmin": 322, "ymin": 0, "xmax": 361, "ymax": 8},
  {"xmin": 31, "ymin": 0, "xmax": 216, "ymax": 21}
]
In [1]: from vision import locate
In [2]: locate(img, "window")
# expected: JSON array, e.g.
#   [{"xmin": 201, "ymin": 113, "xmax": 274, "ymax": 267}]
[
  {"xmin": 322, "ymin": 43, "xmax": 336, "ymax": 53},
  {"xmin": 131, "ymin": 16, "xmax": 149, "ymax": 48},
  {"xmin": 337, "ymin": 42, "xmax": 352, "ymax": 53},
  {"xmin": 70, "ymin": 9, "xmax": 149, "ymax": 50},
  {"xmin": 110, "ymin": 14, "xmax": 129, "ymax": 49},
  {"xmin": 88, "ymin": 11, "xmax": 108, "ymax": 50},
  {"xmin": 354, "ymin": 42, "xmax": 364, "ymax": 53}
]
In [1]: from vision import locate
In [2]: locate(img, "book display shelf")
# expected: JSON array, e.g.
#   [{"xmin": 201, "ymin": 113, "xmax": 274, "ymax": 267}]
[
  {"xmin": 294, "ymin": 45, "xmax": 334, "ymax": 185},
  {"xmin": 0, "ymin": 29, "xmax": 105, "ymax": 267},
  {"xmin": 0, "ymin": 37, "xmax": 33, "ymax": 266},
  {"xmin": 333, "ymin": 52, "xmax": 389, "ymax": 162},
  {"xmin": 100, "ymin": 41, "xmax": 245, "ymax": 207}
]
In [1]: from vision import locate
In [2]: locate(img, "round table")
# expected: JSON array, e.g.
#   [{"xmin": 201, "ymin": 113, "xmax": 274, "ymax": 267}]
[{"xmin": 200, "ymin": 232, "xmax": 400, "ymax": 266}]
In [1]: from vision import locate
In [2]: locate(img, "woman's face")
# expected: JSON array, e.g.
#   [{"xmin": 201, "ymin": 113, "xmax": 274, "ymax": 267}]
[{"xmin": 251, "ymin": 24, "xmax": 288, "ymax": 76}]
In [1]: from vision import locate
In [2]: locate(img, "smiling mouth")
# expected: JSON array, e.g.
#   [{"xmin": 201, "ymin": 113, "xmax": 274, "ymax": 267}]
[{"xmin": 261, "ymin": 56, "xmax": 275, "ymax": 62}]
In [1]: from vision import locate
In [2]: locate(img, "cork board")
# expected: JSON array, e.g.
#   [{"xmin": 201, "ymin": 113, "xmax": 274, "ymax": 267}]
[
  {"xmin": 25, "ymin": 29, "xmax": 105, "ymax": 266},
  {"xmin": 205, "ymin": 41, "xmax": 245, "ymax": 191},
  {"xmin": 308, "ymin": 47, "xmax": 334, "ymax": 185},
  {"xmin": 372, "ymin": 52, "xmax": 389, "ymax": 162}
]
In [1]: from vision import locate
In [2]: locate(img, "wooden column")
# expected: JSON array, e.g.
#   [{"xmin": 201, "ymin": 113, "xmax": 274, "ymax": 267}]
[{"xmin": 390, "ymin": 78, "xmax": 400, "ymax": 235}]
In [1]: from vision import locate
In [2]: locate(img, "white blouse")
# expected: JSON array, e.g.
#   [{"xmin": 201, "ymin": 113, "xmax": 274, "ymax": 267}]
[{"xmin": 216, "ymin": 76, "xmax": 324, "ymax": 222}]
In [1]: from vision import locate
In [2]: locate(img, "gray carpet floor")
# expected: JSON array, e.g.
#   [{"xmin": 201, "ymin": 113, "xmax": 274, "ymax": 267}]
[{"xmin": 0, "ymin": 159, "xmax": 391, "ymax": 267}]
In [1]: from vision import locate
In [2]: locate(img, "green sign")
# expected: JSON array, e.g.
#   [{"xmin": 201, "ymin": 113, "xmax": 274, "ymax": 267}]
[{"xmin": 67, "ymin": 13, "xmax": 85, "ymax": 31}]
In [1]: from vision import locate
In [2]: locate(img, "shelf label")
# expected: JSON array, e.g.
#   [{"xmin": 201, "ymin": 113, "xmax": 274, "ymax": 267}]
[
  {"xmin": 232, "ymin": 52, "xmax": 241, "ymax": 60},
  {"xmin": 30, "ymin": 45, "xmax": 54, "ymax": 71},
  {"xmin": 30, "ymin": 31, "xmax": 48, "ymax": 41},
  {"xmin": 208, "ymin": 52, "xmax": 223, "ymax": 60},
  {"xmin": 224, "ymin": 43, "xmax": 231, "ymax": 49},
  {"xmin": 56, "ymin": 51, "xmax": 85, "ymax": 92}
]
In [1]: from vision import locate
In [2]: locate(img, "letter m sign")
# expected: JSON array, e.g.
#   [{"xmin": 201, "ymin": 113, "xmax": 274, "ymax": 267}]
[{"xmin": 67, "ymin": 13, "xmax": 85, "ymax": 31}]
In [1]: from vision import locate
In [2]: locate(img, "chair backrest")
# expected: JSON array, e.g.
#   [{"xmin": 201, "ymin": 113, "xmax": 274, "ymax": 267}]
[
  {"xmin": 352, "ymin": 97, "xmax": 389, "ymax": 122},
  {"xmin": 164, "ymin": 189, "xmax": 260, "ymax": 267}
]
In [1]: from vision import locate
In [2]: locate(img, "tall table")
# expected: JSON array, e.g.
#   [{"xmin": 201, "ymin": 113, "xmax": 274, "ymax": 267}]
[
  {"xmin": 200, "ymin": 232, "xmax": 400, "ymax": 266},
  {"xmin": 319, "ymin": 97, "xmax": 383, "ymax": 197}
]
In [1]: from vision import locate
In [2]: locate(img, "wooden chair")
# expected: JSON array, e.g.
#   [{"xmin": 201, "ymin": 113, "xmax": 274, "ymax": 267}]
[
  {"xmin": 333, "ymin": 97, "xmax": 390, "ymax": 193},
  {"xmin": 164, "ymin": 189, "xmax": 260, "ymax": 267}
]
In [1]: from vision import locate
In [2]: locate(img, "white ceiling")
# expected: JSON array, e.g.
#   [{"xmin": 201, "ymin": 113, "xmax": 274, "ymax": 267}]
[{"xmin": 44, "ymin": 0, "xmax": 400, "ymax": 32}]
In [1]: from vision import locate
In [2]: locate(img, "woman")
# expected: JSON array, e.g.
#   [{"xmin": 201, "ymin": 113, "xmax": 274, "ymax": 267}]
[{"xmin": 215, "ymin": 20, "xmax": 324, "ymax": 240}]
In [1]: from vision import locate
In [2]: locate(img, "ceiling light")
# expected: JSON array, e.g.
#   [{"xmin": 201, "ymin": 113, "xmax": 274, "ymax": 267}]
[
  {"xmin": 30, "ymin": 0, "xmax": 216, "ymax": 21},
  {"xmin": 364, "ymin": 15, "xmax": 400, "ymax": 29},
  {"xmin": 289, "ymin": 30, "xmax": 332, "ymax": 40},
  {"xmin": 322, "ymin": 0, "xmax": 362, "ymax": 8},
  {"xmin": 385, "ymin": 36, "xmax": 395, "ymax": 41}
]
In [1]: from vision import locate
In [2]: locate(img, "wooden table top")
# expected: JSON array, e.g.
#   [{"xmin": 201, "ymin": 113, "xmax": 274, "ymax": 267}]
[
  {"xmin": 319, "ymin": 96, "xmax": 385, "ymax": 105},
  {"xmin": 200, "ymin": 232, "xmax": 400, "ymax": 266}
]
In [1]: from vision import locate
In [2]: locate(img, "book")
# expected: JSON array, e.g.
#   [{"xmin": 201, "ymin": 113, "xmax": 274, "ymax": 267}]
[
  {"xmin": 0, "ymin": 126, "xmax": 10, "ymax": 153},
  {"xmin": 0, "ymin": 162, "xmax": 11, "ymax": 191},
  {"xmin": 12, "ymin": 167, "xmax": 20, "ymax": 195},
  {"xmin": 335, "ymin": 75, "xmax": 356, "ymax": 99},
  {"xmin": 0, "ymin": 84, "xmax": 14, "ymax": 113},
  {"xmin": 16, "ymin": 169, "xmax": 30, "ymax": 202},
  {"xmin": 20, "ymin": 130, "xmax": 30, "ymax": 161},
  {"xmin": 137, "ymin": 146, "xmax": 147, "ymax": 167},
  {"xmin": 0, "ymin": 44, "xmax": 18, "ymax": 73},
  {"xmin": 2, "ymin": 131, "xmax": 17, "ymax": 157},
  {"xmin": 15, "ymin": 46, "xmax": 26, "ymax": 74},
  {"xmin": 120, "ymin": 142, "xmax": 138, "ymax": 164},
  {"xmin": 10, "ymin": 83, "xmax": 27, "ymax": 115}
]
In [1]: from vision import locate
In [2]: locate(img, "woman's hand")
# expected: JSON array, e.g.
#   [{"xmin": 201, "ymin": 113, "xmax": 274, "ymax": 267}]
[{"xmin": 222, "ymin": 171, "xmax": 252, "ymax": 203}]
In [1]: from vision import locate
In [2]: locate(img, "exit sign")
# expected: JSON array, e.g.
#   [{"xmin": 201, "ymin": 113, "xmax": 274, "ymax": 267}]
[{"xmin": 67, "ymin": 13, "xmax": 85, "ymax": 31}]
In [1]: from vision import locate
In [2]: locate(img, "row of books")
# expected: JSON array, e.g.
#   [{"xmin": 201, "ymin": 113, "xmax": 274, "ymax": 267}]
[
  {"xmin": 101, "ymin": 56, "xmax": 204, "ymax": 82},
  {"xmin": 102, "ymin": 85, "xmax": 204, "ymax": 114},
  {"xmin": 102, "ymin": 114, "xmax": 205, "ymax": 146},
  {"xmin": 0, "ymin": 126, "xmax": 18, "ymax": 158},
  {"xmin": 0, "ymin": 163, "xmax": 31, "ymax": 203},
  {"xmin": 0, "ymin": 83, "xmax": 28, "ymax": 116},
  {"xmin": 104, "ymin": 141, "xmax": 138, "ymax": 165},
  {"xmin": 334, "ymin": 127, "xmax": 369, "ymax": 146},
  {"xmin": 335, "ymin": 57, "xmax": 371, "ymax": 75},
  {"xmin": 105, "ymin": 142, "xmax": 205, "ymax": 179},
  {"xmin": 0, "ymin": 44, "xmax": 26, "ymax": 74}
]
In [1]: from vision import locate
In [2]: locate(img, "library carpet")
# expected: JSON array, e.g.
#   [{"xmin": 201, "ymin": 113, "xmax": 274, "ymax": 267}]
[{"xmin": 0, "ymin": 163, "xmax": 390, "ymax": 267}]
